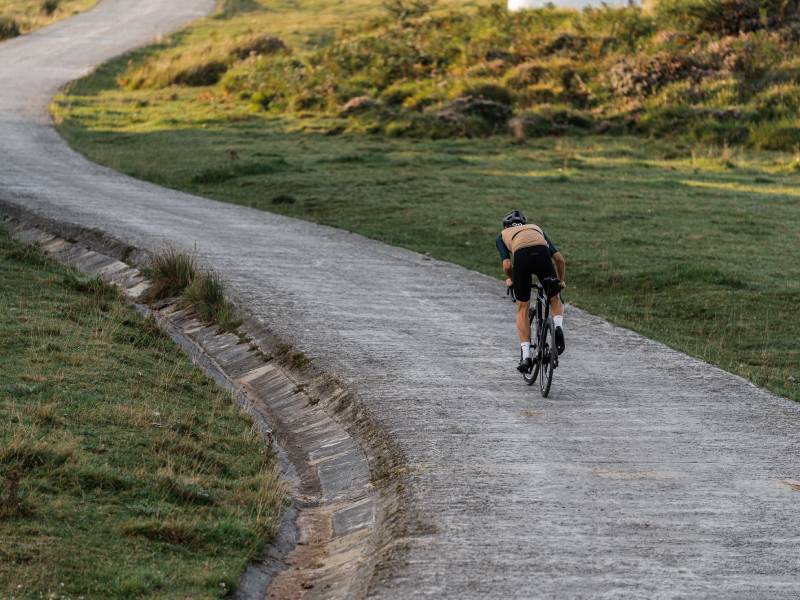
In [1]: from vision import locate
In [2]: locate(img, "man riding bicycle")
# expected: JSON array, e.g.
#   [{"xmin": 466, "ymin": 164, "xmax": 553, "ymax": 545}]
[{"xmin": 496, "ymin": 210, "xmax": 566, "ymax": 372}]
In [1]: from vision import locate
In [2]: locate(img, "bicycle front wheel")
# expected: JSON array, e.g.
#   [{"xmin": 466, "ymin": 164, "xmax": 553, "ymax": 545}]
[{"xmin": 539, "ymin": 318, "xmax": 557, "ymax": 397}]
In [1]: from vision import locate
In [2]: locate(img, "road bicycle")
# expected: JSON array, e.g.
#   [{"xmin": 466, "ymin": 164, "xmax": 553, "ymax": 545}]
[{"xmin": 510, "ymin": 278, "xmax": 561, "ymax": 397}]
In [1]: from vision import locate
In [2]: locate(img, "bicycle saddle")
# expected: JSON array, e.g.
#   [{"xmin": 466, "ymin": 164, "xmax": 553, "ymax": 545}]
[{"xmin": 541, "ymin": 277, "xmax": 562, "ymax": 299}]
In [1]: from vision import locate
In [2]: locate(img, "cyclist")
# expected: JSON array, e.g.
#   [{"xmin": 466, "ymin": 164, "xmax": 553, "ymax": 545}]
[{"xmin": 496, "ymin": 210, "xmax": 566, "ymax": 372}]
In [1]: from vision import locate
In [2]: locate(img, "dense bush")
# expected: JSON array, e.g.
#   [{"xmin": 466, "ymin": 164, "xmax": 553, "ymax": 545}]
[
  {"xmin": 656, "ymin": 0, "xmax": 800, "ymax": 35},
  {"xmin": 124, "ymin": 0, "xmax": 800, "ymax": 144},
  {"xmin": 0, "ymin": 17, "xmax": 20, "ymax": 41},
  {"xmin": 41, "ymin": 0, "xmax": 60, "ymax": 16}
]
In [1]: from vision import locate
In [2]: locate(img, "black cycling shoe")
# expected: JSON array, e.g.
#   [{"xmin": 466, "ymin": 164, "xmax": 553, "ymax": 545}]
[
  {"xmin": 555, "ymin": 326, "xmax": 565, "ymax": 355},
  {"xmin": 517, "ymin": 357, "xmax": 533, "ymax": 373}
]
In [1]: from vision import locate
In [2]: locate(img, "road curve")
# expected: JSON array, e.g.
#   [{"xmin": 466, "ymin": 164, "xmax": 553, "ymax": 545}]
[{"xmin": 2, "ymin": 2, "xmax": 800, "ymax": 598}]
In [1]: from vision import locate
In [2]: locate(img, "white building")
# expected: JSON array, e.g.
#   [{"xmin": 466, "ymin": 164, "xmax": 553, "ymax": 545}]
[{"xmin": 509, "ymin": 0, "xmax": 637, "ymax": 10}]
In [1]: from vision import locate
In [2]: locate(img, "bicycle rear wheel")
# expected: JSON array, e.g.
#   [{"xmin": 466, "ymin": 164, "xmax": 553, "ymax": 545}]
[
  {"xmin": 522, "ymin": 309, "xmax": 539, "ymax": 385},
  {"xmin": 539, "ymin": 318, "xmax": 557, "ymax": 397}
]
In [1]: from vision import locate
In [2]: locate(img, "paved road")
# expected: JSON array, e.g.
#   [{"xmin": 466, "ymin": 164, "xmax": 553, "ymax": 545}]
[{"xmin": 2, "ymin": 2, "xmax": 800, "ymax": 598}]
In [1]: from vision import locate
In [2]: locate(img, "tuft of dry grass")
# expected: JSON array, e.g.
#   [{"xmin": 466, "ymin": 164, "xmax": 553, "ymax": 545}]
[
  {"xmin": 142, "ymin": 245, "xmax": 198, "ymax": 302},
  {"xmin": 143, "ymin": 246, "xmax": 242, "ymax": 331},
  {"xmin": 181, "ymin": 270, "xmax": 241, "ymax": 332}
]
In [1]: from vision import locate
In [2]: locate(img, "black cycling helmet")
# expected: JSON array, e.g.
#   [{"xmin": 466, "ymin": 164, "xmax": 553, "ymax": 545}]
[{"xmin": 502, "ymin": 210, "xmax": 527, "ymax": 228}]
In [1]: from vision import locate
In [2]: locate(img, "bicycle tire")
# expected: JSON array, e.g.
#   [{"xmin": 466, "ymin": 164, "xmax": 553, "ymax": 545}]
[
  {"xmin": 522, "ymin": 308, "xmax": 539, "ymax": 385},
  {"xmin": 539, "ymin": 317, "xmax": 557, "ymax": 397}
]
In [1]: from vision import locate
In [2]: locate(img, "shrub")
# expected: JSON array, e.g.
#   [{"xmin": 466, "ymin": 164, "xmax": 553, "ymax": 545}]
[
  {"xmin": 504, "ymin": 61, "xmax": 547, "ymax": 90},
  {"xmin": 608, "ymin": 52, "xmax": 705, "ymax": 97},
  {"xmin": 516, "ymin": 82, "xmax": 562, "ymax": 107},
  {"xmin": 41, "ymin": 0, "xmax": 60, "ymax": 15},
  {"xmin": 215, "ymin": 0, "xmax": 264, "ymax": 18},
  {"xmin": 436, "ymin": 96, "xmax": 513, "ymax": 130},
  {"xmin": 653, "ymin": 0, "xmax": 800, "ymax": 35},
  {"xmin": 383, "ymin": 0, "xmax": 436, "ymax": 21},
  {"xmin": 454, "ymin": 81, "xmax": 514, "ymax": 106},
  {"xmin": 231, "ymin": 35, "xmax": 286, "ymax": 60},
  {"xmin": 748, "ymin": 119, "xmax": 800, "ymax": 149},
  {"xmin": 581, "ymin": 5, "xmax": 656, "ymax": 51},
  {"xmin": 380, "ymin": 81, "xmax": 418, "ymax": 106},
  {"xmin": 727, "ymin": 31, "xmax": 782, "ymax": 83},
  {"xmin": 0, "ymin": 17, "xmax": 20, "ymax": 41},
  {"xmin": 171, "ymin": 60, "xmax": 229, "ymax": 87},
  {"xmin": 750, "ymin": 82, "xmax": 800, "ymax": 118},
  {"xmin": 465, "ymin": 59, "xmax": 508, "ymax": 78},
  {"xmin": 125, "ymin": 57, "xmax": 229, "ymax": 89},
  {"xmin": 511, "ymin": 106, "xmax": 595, "ymax": 137},
  {"xmin": 400, "ymin": 80, "xmax": 448, "ymax": 110}
]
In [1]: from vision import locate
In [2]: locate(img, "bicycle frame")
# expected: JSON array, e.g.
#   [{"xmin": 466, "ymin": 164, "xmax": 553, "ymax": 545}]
[{"xmin": 531, "ymin": 284, "xmax": 549, "ymax": 354}]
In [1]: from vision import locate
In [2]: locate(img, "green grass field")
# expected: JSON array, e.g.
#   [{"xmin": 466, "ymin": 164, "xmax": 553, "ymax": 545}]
[
  {"xmin": 0, "ymin": 228, "xmax": 284, "ymax": 599},
  {"xmin": 51, "ymin": 0, "xmax": 800, "ymax": 403},
  {"xmin": 0, "ymin": 0, "xmax": 96, "ymax": 38}
]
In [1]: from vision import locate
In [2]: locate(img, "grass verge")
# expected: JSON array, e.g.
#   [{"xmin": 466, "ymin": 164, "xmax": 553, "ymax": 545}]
[
  {"xmin": 0, "ymin": 0, "xmax": 97, "ymax": 39},
  {"xmin": 50, "ymin": 0, "xmax": 800, "ymax": 403},
  {"xmin": 0, "ymin": 226, "xmax": 285, "ymax": 598}
]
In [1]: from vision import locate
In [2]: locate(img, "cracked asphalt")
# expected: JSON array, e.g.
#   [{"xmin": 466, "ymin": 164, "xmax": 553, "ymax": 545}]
[{"xmin": 2, "ymin": 1, "xmax": 799, "ymax": 597}]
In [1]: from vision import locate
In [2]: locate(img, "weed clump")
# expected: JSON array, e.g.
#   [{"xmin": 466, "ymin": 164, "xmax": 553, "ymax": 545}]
[
  {"xmin": 142, "ymin": 246, "xmax": 198, "ymax": 301},
  {"xmin": 182, "ymin": 271, "xmax": 242, "ymax": 332},
  {"xmin": 3, "ymin": 243, "xmax": 50, "ymax": 266},
  {"xmin": 143, "ymin": 246, "xmax": 241, "ymax": 331}
]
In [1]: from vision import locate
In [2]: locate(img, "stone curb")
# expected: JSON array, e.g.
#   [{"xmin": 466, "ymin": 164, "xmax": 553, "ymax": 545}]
[{"xmin": 3, "ymin": 213, "xmax": 410, "ymax": 600}]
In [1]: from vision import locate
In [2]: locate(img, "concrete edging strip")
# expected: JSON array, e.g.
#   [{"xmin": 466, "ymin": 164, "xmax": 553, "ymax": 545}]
[{"xmin": 3, "ymin": 210, "xmax": 409, "ymax": 600}]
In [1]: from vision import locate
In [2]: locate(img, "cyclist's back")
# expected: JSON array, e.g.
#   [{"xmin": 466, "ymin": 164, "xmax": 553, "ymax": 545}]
[{"xmin": 498, "ymin": 223, "xmax": 550, "ymax": 256}]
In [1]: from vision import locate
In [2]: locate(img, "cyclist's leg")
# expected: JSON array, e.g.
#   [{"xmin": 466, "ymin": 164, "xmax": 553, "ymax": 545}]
[
  {"xmin": 529, "ymin": 246, "xmax": 566, "ymax": 354},
  {"xmin": 516, "ymin": 300, "xmax": 531, "ymax": 343},
  {"xmin": 549, "ymin": 293, "xmax": 564, "ymax": 318},
  {"xmin": 528, "ymin": 252, "xmax": 562, "ymax": 316},
  {"xmin": 512, "ymin": 248, "xmax": 535, "ymax": 370}
]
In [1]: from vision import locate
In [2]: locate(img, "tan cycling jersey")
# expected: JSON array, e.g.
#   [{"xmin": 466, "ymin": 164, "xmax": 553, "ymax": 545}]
[{"xmin": 500, "ymin": 223, "xmax": 547, "ymax": 255}]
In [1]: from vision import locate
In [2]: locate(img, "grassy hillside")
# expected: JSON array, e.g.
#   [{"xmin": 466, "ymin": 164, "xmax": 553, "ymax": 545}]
[
  {"xmin": 0, "ymin": 228, "xmax": 284, "ymax": 598},
  {"xmin": 52, "ymin": 0, "xmax": 799, "ymax": 404},
  {"xmin": 114, "ymin": 0, "xmax": 800, "ymax": 147},
  {"xmin": 0, "ymin": 0, "xmax": 96, "ymax": 39}
]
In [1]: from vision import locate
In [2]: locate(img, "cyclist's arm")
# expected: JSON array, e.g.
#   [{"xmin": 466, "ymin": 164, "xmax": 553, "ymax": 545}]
[
  {"xmin": 552, "ymin": 251, "xmax": 566, "ymax": 286},
  {"xmin": 496, "ymin": 234, "xmax": 513, "ymax": 279},
  {"xmin": 543, "ymin": 230, "xmax": 566, "ymax": 286}
]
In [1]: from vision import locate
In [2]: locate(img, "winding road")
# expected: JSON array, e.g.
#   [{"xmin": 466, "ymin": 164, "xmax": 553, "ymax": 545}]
[{"xmin": 2, "ymin": 1, "xmax": 800, "ymax": 597}]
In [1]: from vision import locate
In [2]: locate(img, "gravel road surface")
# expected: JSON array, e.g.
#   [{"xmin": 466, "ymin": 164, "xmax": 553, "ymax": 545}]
[{"xmin": 2, "ymin": 2, "xmax": 799, "ymax": 597}]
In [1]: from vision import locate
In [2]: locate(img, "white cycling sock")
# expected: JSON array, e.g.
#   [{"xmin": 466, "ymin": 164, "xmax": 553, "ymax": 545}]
[
  {"xmin": 554, "ymin": 315, "xmax": 564, "ymax": 329},
  {"xmin": 521, "ymin": 342, "xmax": 531, "ymax": 359}
]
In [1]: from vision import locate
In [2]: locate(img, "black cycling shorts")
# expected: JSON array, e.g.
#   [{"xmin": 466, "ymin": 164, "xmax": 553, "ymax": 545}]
[{"xmin": 512, "ymin": 245, "xmax": 557, "ymax": 303}]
